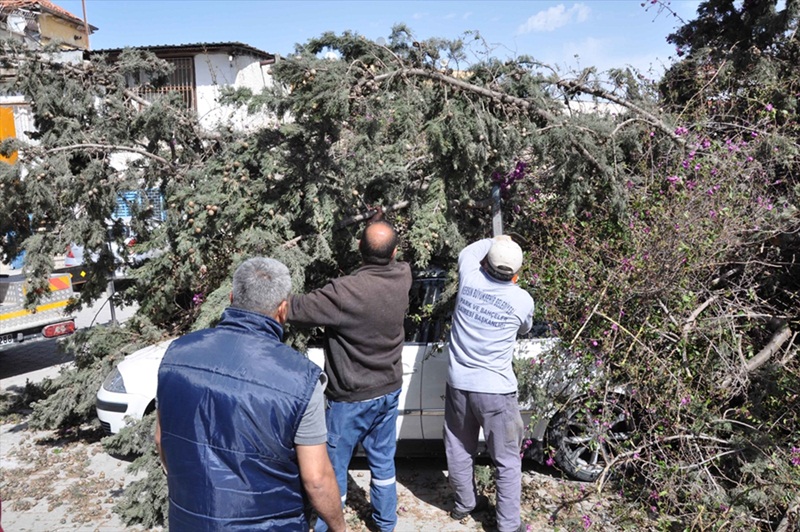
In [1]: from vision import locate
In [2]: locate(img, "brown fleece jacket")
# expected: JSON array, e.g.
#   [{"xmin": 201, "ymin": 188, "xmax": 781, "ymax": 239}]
[{"xmin": 287, "ymin": 260, "xmax": 412, "ymax": 402}]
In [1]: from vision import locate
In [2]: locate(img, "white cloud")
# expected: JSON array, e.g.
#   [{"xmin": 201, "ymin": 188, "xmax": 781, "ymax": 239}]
[{"xmin": 517, "ymin": 3, "xmax": 591, "ymax": 34}]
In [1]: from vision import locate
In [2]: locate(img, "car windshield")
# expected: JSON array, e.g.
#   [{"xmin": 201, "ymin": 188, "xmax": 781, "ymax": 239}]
[{"xmin": 404, "ymin": 270, "xmax": 449, "ymax": 344}]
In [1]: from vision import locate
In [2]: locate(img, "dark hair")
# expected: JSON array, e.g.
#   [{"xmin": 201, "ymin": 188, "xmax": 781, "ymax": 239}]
[
  {"xmin": 359, "ymin": 221, "xmax": 398, "ymax": 265},
  {"xmin": 482, "ymin": 258, "xmax": 515, "ymax": 282}
]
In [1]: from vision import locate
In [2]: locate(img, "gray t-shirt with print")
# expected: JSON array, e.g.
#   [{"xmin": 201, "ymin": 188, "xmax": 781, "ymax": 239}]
[{"xmin": 447, "ymin": 239, "xmax": 534, "ymax": 394}]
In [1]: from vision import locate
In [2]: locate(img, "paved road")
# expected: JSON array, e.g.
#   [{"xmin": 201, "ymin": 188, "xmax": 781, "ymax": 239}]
[
  {"xmin": 0, "ymin": 289, "xmax": 146, "ymax": 531},
  {"xmin": 0, "ymin": 338, "xmax": 72, "ymax": 384}
]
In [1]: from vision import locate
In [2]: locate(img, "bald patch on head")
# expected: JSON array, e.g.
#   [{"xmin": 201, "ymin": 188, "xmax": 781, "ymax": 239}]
[
  {"xmin": 360, "ymin": 221, "xmax": 398, "ymax": 265},
  {"xmin": 364, "ymin": 221, "xmax": 394, "ymax": 248}
]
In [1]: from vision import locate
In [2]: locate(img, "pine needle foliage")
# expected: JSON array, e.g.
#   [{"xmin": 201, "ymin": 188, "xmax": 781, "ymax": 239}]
[{"xmin": 2, "ymin": 7, "xmax": 799, "ymax": 527}]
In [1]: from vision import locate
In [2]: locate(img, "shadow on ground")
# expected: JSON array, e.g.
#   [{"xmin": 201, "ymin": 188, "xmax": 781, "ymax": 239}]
[{"xmin": 0, "ymin": 339, "xmax": 73, "ymax": 380}]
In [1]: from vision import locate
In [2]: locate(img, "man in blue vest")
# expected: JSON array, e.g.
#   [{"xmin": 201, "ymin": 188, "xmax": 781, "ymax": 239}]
[{"xmin": 155, "ymin": 257, "xmax": 346, "ymax": 532}]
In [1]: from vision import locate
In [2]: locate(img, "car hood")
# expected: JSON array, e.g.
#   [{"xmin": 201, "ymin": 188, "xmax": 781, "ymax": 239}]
[
  {"xmin": 114, "ymin": 338, "xmax": 174, "ymax": 398},
  {"xmin": 119, "ymin": 338, "xmax": 174, "ymax": 366}
]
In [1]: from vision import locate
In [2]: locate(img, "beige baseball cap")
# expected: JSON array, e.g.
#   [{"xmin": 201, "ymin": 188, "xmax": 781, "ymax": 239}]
[{"xmin": 487, "ymin": 238, "xmax": 523, "ymax": 276}]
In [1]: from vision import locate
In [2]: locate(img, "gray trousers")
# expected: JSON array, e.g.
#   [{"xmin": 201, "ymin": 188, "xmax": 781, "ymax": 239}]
[{"xmin": 444, "ymin": 384, "xmax": 524, "ymax": 532}]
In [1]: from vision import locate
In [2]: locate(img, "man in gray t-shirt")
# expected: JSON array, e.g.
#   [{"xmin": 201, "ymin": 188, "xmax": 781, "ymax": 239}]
[
  {"xmin": 155, "ymin": 257, "xmax": 345, "ymax": 532},
  {"xmin": 444, "ymin": 236, "xmax": 534, "ymax": 532}
]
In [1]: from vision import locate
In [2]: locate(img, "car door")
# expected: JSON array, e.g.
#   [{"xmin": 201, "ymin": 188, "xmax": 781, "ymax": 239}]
[
  {"xmin": 396, "ymin": 342, "xmax": 425, "ymax": 439},
  {"xmin": 401, "ymin": 274, "xmax": 450, "ymax": 440},
  {"xmin": 419, "ymin": 339, "xmax": 449, "ymax": 439},
  {"xmin": 398, "ymin": 273, "xmax": 445, "ymax": 440},
  {"xmin": 420, "ymin": 336, "xmax": 563, "ymax": 439}
]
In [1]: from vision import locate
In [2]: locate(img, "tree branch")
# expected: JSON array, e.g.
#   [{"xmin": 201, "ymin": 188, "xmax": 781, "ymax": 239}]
[
  {"xmin": 780, "ymin": 331, "xmax": 798, "ymax": 366},
  {"xmin": 596, "ymin": 310, "xmax": 657, "ymax": 355},
  {"xmin": 775, "ymin": 495, "xmax": 800, "ymax": 532},
  {"xmin": 46, "ymin": 143, "xmax": 173, "ymax": 167},
  {"xmin": 570, "ymin": 282, "xmax": 609, "ymax": 346},
  {"xmin": 46, "ymin": 143, "xmax": 174, "ymax": 168},
  {"xmin": 122, "ymin": 89, "xmax": 220, "ymax": 140},
  {"xmin": 682, "ymin": 295, "xmax": 718, "ymax": 337},
  {"xmin": 285, "ymin": 199, "xmax": 414, "ymax": 249},
  {"xmin": 372, "ymin": 67, "xmax": 550, "ymax": 121},
  {"xmin": 720, "ymin": 325, "xmax": 794, "ymax": 391},
  {"xmin": 333, "ymin": 199, "xmax": 410, "ymax": 229},
  {"xmin": 122, "ymin": 88, "xmax": 153, "ymax": 108},
  {"xmin": 371, "ymin": 67, "xmax": 611, "ymax": 177},
  {"xmin": 597, "ymin": 433, "xmax": 732, "ymax": 491},
  {"xmin": 555, "ymin": 78, "xmax": 686, "ymax": 145}
]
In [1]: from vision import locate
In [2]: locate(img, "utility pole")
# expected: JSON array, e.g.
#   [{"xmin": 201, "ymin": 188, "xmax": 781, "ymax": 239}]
[{"xmin": 81, "ymin": 0, "xmax": 90, "ymax": 50}]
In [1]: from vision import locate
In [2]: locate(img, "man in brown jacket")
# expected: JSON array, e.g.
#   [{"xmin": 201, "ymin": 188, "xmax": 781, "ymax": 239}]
[{"xmin": 288, "ymin": 220, "xmax": 412, "ymax": 532}]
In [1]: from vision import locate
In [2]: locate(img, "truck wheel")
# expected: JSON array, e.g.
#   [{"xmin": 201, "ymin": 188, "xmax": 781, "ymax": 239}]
[{"xmin": 548, "ymin": 392, "xmax": 634, "ymax": 482}]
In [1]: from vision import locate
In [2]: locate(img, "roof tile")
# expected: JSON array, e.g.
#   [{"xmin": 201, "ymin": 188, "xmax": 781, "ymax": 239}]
[{"xmin": 0, "ymin": 0, "xmax": 85, "ymax": 25}]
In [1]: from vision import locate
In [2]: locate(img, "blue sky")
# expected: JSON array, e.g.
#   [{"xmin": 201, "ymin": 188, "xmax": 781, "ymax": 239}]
[{"xmin": 58, "ymin": 1, "xmax": 702, "ymax": 74}]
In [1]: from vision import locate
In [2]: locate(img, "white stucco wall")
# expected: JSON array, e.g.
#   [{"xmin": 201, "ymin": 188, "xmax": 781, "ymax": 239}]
[
  {"xmin": 0, "ymin": 96, "xmax": 36, "ymax": 145},
  {"xmin": 193, "ymin": 52, "xmax": 276, "ymax": 132}
]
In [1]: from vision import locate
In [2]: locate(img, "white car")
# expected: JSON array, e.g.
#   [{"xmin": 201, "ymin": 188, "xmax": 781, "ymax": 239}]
[{"xmin": 96, "ymin": 271, "xmax": 634, "ymax": 481}]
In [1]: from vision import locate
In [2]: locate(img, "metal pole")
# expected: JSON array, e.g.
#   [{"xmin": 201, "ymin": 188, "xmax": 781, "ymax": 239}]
[
  {"xmin": 491, "ymin": 184, "xmax": 503, "ymax": 237},
  {"xmin": 107, "ymin": 273, "xmax": 117, "ymax": 325},
  {"xmin": 81, "ymin": 0, "xmax": 90, "ymax": 50},
  {"xmin": 106, "ymin": 239, "xmax": 117, "ymax": 325}
]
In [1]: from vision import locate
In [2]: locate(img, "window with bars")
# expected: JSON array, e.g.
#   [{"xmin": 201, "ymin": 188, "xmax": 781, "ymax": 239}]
[
  {"xmin": 114, "ymin": 189, "xmax": 167, "ymax": 222},
  {"xmin": 130, "ymin": 57, "xmax": 195, "ymax": 111}
]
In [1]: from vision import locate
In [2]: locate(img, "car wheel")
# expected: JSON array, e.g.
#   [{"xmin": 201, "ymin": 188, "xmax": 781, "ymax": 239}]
[{"xmin": 548, "ymin": 392, "xmax": 634, "ymax": 482}]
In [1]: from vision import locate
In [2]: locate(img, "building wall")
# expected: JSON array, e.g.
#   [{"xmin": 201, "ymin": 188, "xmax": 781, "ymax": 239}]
[
  {"xmin": 0, "ymin": 50, "xmax": 80, "ymax": 150},
  {"xmin": 193, "ymin": 52, "xmax": 276, "ymax": 131},
  {"xmin": 0, "ymin": 95, "xmax": 37, "ymax": 144},
  {"xmin": 0, "ymin": 106, "xmax": 18, "ymax": 163},
  {"xmin": 38, "ymin": 13, "xmax": 88, "ymax": 50}
]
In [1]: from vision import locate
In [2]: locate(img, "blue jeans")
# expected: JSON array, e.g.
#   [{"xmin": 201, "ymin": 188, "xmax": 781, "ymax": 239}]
[{"xmin": 315, "ymin": 389, "xmax": 400, "ymax": 532}]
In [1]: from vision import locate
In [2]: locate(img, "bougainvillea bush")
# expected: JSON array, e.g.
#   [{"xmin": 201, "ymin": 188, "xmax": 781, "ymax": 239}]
[{"xmin": 513, "ymin": 119, "xmax": 799, "ymax": 528}]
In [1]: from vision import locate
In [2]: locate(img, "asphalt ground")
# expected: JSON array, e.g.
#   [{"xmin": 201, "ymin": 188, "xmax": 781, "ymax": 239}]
[
  {"xmin": 0, "ymin": 338, "xmax": 72, "ymax": 386},
  {"xmin": 1, "ymin": 293, "xmax": 142, "ymax": 532}
]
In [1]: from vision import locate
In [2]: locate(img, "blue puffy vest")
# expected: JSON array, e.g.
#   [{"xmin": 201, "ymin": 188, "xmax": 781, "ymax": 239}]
[{"xmin": 157, "ymin": 307, "xmax": 322, "ymax": 531}]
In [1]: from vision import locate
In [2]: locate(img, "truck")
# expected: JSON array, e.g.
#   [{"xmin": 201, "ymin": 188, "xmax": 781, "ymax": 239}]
[
  {"xmin": 0, "ymin": 267, "xmax": 77, "ymax": 351},
  {"xmin": 0, "ymin": 100, "xmax": 78, "ymax": 348}
]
